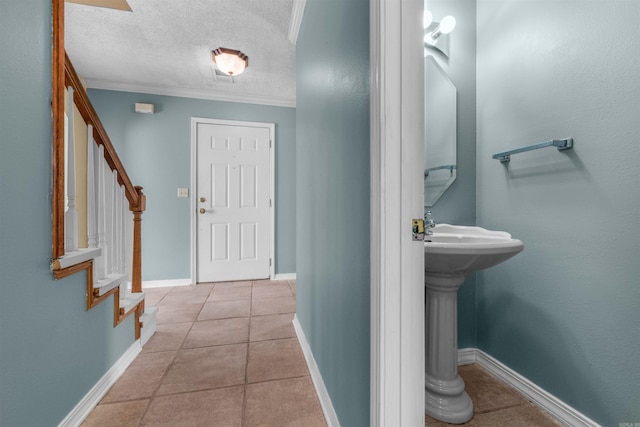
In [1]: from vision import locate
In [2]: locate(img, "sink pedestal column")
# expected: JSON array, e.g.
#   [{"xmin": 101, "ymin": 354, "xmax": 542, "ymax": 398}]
[{"xmin": 424, "ymin": 273, "xmax": 473, "ymax": 424}]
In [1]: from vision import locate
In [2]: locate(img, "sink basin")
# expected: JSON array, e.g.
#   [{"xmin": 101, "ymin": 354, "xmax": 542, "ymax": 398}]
[{"xmin": 424, "ymin": 224, "xmax": 524, "ymax": 275}]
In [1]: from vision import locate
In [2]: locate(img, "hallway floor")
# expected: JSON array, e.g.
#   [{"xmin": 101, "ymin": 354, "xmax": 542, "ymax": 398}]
[
  {"xmin": 82, "ymin": 279, "xmax": 562, "ymax": 427},
  {"xmin": 82, "ymin": 279, "xmax": 327, "ymax": 427}
]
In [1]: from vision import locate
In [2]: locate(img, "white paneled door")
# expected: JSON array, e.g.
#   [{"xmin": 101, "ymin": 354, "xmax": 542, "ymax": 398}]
[{"xmin": 195, "ymin": 120, "xmax": 273, "ymax": 282}]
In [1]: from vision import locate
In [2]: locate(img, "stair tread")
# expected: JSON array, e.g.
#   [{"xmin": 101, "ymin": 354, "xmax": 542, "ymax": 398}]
[
  {"xmin": 141, "ymin": 306, "xmax": 158, "ymax": 318},
  {"xmin": 94, "ymin": 273, "xmax": 127, "ymax": 296},
  {"xmin": 120, "ymin": 291, "xmax": 145, "ymax": 314}
]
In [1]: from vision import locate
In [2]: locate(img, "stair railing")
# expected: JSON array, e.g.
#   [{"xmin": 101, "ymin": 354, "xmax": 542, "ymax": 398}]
[{"xmin": 53, "ymin": 54, "xmax": 145, "ymax": 295}]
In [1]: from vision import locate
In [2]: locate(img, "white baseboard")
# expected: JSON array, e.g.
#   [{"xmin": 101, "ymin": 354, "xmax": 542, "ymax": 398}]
[
  {"xmin": 142, "ymin": 278, "xmax": 192, "ymax": 289},
  {"xmin": 274, "ymin": 273, "xmax": 296, "ymax": 280},
  {"xmin": 58, "ymin": 341, "xmax": 142, "ymax": 427},
  {"xmin": 458, "ymin": 348, "xmax": 601, "ymax": 427},
  {"xmin": 292, "ymin": 315, "xmax": 340, "ymax": 427}
]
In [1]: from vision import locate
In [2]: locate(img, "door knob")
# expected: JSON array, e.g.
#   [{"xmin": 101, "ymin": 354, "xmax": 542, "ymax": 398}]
[
  {"xmin": 199, "ymin": 208, "xmax": 206, "ymax": 214},
  {"xmin": 200, "ymin": 197, "xmax": 206, "ymax": 203}
]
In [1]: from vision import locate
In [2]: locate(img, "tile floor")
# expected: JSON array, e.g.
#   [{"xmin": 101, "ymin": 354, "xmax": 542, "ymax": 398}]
[
  {"xmin": 83, "ymin": 279, "xmax": 561, "ymax": 427},
  {"xmin": 82, "ymin": 279, "xmax": 327, "ymax": 427},
  {"xmin": 425, "ymin": 364, "xmax": 562, "ymax": 426}
]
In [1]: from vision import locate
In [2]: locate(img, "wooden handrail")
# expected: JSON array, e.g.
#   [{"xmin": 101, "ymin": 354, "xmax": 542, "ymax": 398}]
[{"xmin": 64, "ymin": 54, "xmax": 144, "ymax": 211}]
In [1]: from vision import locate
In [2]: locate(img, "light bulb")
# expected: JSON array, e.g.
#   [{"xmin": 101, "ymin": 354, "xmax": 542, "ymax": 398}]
[
  {"xmin": 423, "ymin": 10, "xmax": 433, "ymax": 28},
  {"xmin": 439, "ymin": 16, "xmax": 456, "ymax": 34}
]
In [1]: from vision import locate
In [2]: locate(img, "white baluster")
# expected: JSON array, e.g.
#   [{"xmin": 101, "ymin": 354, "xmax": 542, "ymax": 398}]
[
  {"xmin": 120, "ymin": 185, "xmax": 127, "ymax": 276},
  {"xmin": 111, "ymin": 170, "xmax": 119, "ymax": 276},
  {"xmin": 65, "ymin": 87, "xmax": 78, "ymax": 252},
  {"xmin": 95, "ymin": 146, "xmax": 108, "ymax": 281},
  {"xmin": 115, "ymin": 182, "xmax": 123, "ymax": 274},
  {"xmin": 125, "ymin": 209, "xmax": 134, "ymax": 283},
  {"xmin": 86, "ymin": 125, "xmax": 98, "ymax": 249}
]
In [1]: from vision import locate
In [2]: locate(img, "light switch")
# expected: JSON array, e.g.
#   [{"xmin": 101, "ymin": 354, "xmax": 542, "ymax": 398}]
[{"xmin": 177, "ymin": 188, "xmax": 189, "ymax": 198}]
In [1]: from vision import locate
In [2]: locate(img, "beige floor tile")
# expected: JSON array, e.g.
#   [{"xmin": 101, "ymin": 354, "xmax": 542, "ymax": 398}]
[
  {"xmin": 214, "ymin": 280, "xmax": 252, "ymax": 289},
  {"xmin": 182, "ymin": 317, "xmax": 250, "ymax": 348},
  {"xmin": 142, "ymin": 387, "xmax": 244, "ymax": 427},
  {"xmin": 155, "ymin": 303, "xmax": 203, "ymax": 324},
  {"xmin": 102, "ymin": 351, "xmax": 176, "ymax": 403},
  {"xmin": 143, "ymin": 287, "xmax": 173, "ymax": 306},
  {"xmin": 459, "ymin": 364, "xmax": 526, "ymax": 413},
  {"xmin": 247, "ymin": 338, "xmax": 308, "ymax": 383},
  {"xmin": 250, "ymin": 313, "xmax": 296, "ymax": 342},
  {"xmin": 425, "ymin": 403, "xmax": 562, "ymax": 426},
  {"xmin": 425, "ymin": 365, "xmax": 563, "ymax": 426},
  {"xmin": 157, "ymin": 344, "xmax": 247, "ymax": 395},
  {"xmin": 208, "ymin": 285, "xmax": 252, "ymax": 302},
  {"xmin": 142, "ymin": 322, "xmax": 192, "ymax": 353},
  {"xmin": 81, "ymin": 399, "xmax": 149, "ymax": 427},
  {"xmin": 244, "ymin": 377, "xmax": 327, "ymax": 427},
  {"xmin": 172, "ymin": 283, "xmax": 214, "ymax": 293},
  {"xmin": 252, "ymin": 283, "xmax": 293, "ymax": 299},
  {"xmin": 252, "ymin": 279, "xmax": 289, "ymax": 287},
  {"xmin": 476, "ymin": 404, "xmax": 562, "ymax": 426},
  {"xmin": 251, "ymin": 296, "xmax": 296, "ymax": 316},
  {"xmin": 158, "ymin": 290, "xmax": 210, "ymax": 306},
  {"xmin": 197, "ymin": 300, "xmax": 251, "ymax": 321}
]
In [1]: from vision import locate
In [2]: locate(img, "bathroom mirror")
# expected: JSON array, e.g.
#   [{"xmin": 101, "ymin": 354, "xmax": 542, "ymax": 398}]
[{"xmin": 424, "ymin": 55, "xmax": 457, "ymax": 207}]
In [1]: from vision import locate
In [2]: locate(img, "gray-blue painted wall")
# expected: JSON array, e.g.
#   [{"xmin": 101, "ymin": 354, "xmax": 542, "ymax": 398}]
[
  {"xmin": 476, "ymin": 1, "xmax": 640, "ymax": 425},
  {"xmin": 87, "ymin": 89, "xmax": 296, "ymax": 280},
  {"xmin": 295, "ymin": 0, "xmax": 371, "ymax": 425},
  {"xmin": 0, "ymin": 1, "xmax": 136, "ymax": 425}
]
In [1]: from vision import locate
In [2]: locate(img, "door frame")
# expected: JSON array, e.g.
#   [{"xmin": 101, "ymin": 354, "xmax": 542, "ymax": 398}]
[
  {"xmin": 190, "ymin": 117, "xmax": 276, "ymax": 284},
  {"xmin": 370, "ymin": 0, "xmax": 425, "ymax": 425}
]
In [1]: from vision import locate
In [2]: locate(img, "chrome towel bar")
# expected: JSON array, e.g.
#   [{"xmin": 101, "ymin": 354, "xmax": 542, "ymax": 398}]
[{"xmin": 492, "ymin": 138, "xmax": 573, "ymax": 163}]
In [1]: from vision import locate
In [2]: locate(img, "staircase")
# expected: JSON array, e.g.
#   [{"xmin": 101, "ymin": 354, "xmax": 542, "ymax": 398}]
[{"xmin": 51, "ymin": 54, "xmax": 157, "ymax": 345}]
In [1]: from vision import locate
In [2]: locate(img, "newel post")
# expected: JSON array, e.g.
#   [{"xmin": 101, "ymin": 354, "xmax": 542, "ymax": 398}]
[{"xmin": 131, "ymin": 186, "xmax": 146, "ymax": 293}]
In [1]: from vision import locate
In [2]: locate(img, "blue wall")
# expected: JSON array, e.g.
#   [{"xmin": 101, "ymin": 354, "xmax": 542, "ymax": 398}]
[
  {"xmin": 425, "ymin": 0, "xmax": 478, "ymax": 348},
  {"xmin": 295, "ymin": 0, "xmax": 371, "ymax": 425},
  {"xmin": 476, "ymin": 1, "xmax": 640, "ymax": 425},
  {"xmin": 0, "ymin": 1, "xmax": 136, "ymax": 425},
  {"xmin": 87, "ymin": 90, "xmax": 296, "ymax": 280}
]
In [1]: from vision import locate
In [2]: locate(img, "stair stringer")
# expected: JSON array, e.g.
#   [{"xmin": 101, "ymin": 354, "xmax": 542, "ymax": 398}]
[{"xmin": 54, "ymin": 259, "xmax": 146, "ymax": 340}]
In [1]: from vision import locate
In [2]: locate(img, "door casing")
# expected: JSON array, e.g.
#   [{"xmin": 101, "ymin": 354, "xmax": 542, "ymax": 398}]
[
  {"xmin": 369, "ymin": 0, "xmax": 425, "ymax": 425},
  {"xmin": 190, "ymin": 117, "xmax": 275, "ymax": 284}
]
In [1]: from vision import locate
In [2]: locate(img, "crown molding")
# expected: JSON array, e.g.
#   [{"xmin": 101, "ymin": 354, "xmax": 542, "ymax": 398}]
[
  {"xmin": 287, "ymin": 0, "xmax": 307, "ymax": 44},
  {"xmin": 84, "ymin": 79, "xmax": 296, "ymax": 108}
]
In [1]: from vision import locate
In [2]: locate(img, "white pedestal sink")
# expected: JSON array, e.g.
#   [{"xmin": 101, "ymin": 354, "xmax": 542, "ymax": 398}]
[{"xmin": 424, "ymin": 224, "xmax": 524, "ymax": 424}]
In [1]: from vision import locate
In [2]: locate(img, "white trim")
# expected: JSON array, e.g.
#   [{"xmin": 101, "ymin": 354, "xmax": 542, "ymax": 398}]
[
  {"xmin": 457, "ymin": 347, "xmax": 477, "ymax": 366},
  {"xmin": 54, "ymin": 248, "xmax": 102, "ymax": 270},
  {"xmin": 84, "ymin": 79, "xmax": 296, "ymax": 108},
  {"xmin": 142, "ymin": 278, "xmax": 192, "ymax": 289},
  {"xmin": 58, "ymin": 341, "xmax": 142, "ymax": 427},
  {"xmin": 370, "ymin": 0, "xmax": 425, "ymax": 426},
  {"xmin": 457, "ymin": 348, "xmax": 601, "ymax": 427},
  {"xmin": 287, "ymin": 0, "xmax": 307, "ymax": 44},
  {"xmin": 190, "ymin": 118, "xmax": 276, "ymax": 284},
  {"xmin": 274, "ymin": 273, "xmax": 296, "ymax": 280},
  {"xmin": 292, "ymin": 315, "xmax": 340, "ymax": 427}
]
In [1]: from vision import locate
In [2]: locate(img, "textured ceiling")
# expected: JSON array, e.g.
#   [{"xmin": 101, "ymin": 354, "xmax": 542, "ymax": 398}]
[{"xmin": 65, "ymin": 0, "xmax": 297, "ymax": 107}]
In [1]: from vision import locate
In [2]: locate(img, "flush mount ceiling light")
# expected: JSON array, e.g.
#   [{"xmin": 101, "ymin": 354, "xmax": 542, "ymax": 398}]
[{"xmin": 212, "ymin": 48, "xmax": 249, "ymax": 77}]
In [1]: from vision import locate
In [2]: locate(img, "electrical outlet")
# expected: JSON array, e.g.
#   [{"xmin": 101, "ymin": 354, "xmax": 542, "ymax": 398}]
[{"xmin": 177, "ymin": 187, "xmax": 189, "ymax": 198}]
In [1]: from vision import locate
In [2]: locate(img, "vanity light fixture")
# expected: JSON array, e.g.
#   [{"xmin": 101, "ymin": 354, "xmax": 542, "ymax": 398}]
[
  {"xmin": 212, "ymin": 48, "xmax": 249, "ymax": 77},
  {"xmin": 424, "ymin": 10, "xmax": 433, "ymax": 28},
  {"xmin": 424, "ymin": 11, "xmax": 457, "ymax": 57}
]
